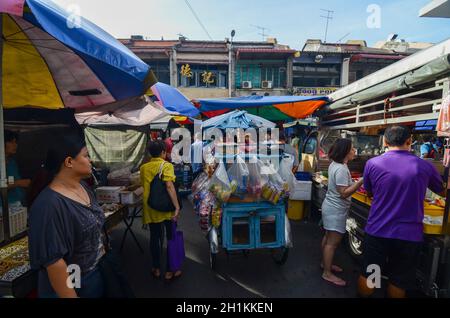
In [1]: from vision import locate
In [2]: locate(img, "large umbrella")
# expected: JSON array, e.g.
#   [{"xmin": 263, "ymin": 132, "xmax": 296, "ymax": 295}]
[
  {"xmin": 74, "ymin": 97, "xmax": 170, "ymax": 127},
  {"xmin": 0, "ymin": 0, "xmax": 155, "ymax": 241},
  {"xmin": 198, "ymin": 95, "xmax": 329, "ymax": 121},
  {"xmin": 202, "ymin": 110, "xmax": 276, "ymax": 131},
  {"xmin": 151, "ymin": 82, "xmax": 200, "ymax": 118}
]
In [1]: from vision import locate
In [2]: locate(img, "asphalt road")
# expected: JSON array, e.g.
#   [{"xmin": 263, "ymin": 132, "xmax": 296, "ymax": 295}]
[{"xmin": 109, "ymin": 199, "xmax": 364, "ymax": 298}]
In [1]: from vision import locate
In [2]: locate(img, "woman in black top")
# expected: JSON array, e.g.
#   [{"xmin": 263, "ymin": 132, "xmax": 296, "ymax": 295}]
[{"xmin": 28, "ymin": 133, "xmax": 106, "ymax": 298}]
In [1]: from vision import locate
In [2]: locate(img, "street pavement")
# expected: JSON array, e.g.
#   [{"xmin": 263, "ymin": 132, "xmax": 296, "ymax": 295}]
[{"xmin": 109, "ymin": 199, "xmax": 364, "ymax": 298}]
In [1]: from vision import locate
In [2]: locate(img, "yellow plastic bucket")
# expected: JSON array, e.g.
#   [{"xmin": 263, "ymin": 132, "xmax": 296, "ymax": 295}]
[{"xmin": 288, "ymin": 200, "xmax": 305, "ymax": 221}]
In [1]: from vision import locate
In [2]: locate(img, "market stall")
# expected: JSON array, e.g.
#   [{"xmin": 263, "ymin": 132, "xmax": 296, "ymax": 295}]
[
  {"xmin": 311, "ymin": 40, "xmax": 450, "ymax": 297},
  {"xmin": 0, "ymin": 113, "xmax": 81, "ymax": 297},
  {"xmin": 191, "ymin": 110, "xmax": 298, "ymax": 269},
  {"xmin": 0, "ymin": 0, "xmax": 156, "ymax": 297},
  {"xmin": 196, "ymin": 95, "xmax": 329, "ymax": 122}
]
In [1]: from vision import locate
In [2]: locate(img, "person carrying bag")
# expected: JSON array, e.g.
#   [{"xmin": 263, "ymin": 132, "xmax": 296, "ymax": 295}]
[
  {"xmin": 141, "ymin": 140, "xmax": 182, "ymax": 281},
  {"xmin": 149, "ymin": 162, "xmax": 183, "ymax": 212}
]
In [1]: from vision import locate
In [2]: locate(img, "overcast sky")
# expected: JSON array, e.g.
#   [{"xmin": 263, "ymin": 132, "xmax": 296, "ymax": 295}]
[{"xmin": 53, "ymin": 0, "xmax": 449, "ymax": 49}]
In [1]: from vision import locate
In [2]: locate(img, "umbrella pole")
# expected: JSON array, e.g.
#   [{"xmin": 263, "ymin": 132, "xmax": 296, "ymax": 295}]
[{"xmin": 0, "ymin": 13, "xmax": 10, "ymax": 242}]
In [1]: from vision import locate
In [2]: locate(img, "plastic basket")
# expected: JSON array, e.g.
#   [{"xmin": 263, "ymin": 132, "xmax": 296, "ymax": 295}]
[
  {"xmin": 289, "ymin": 180, "xmax": 312, "ymax": 201},
  {"xmin": 423, "ymin": 203, "xmax": 444, "ymax": 235},
  {"xmin": 295, "ymin": 172, "xmax": 312, "ymax": 181},
  {"xmin": 0, "ymin": 207, "xmax": 28, "ymax": 239}
]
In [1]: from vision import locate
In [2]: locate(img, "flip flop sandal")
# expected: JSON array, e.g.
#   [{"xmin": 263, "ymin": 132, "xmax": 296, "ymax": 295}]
[
  {"xmin": 320, "ymin": 265, "xmax": 344, "ymax": 273},
  {"xmin": 322, "ymin": 275, "xmax": 347, "ymax": 287},
  {"xmin": 151, "ymin": 269, "xmax": 161, "ymax": 279},
  {"xmin": 173, "ymin": 271, "xmax": 182, "ymax": 279},
  {"xmin": 164, "ymin": 272, "xmax": 175, "ymax": 281}
]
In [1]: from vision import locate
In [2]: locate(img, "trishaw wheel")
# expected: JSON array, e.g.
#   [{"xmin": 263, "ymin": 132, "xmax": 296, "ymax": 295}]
[
  {"xmin": 210, "ymin": 252, "xmax": 217, "ymax": 270},
  {"xmin": 272, "ymin": 247, "xmax": 289, "ymax": 265}
]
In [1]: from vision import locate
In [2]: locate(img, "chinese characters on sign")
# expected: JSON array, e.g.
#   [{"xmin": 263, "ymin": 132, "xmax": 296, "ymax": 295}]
[
  {"xmin": 181, "ymin": 64, "xmax": 193, "ymax": 78},
  {"xmin": 201, "ymin": 71, "xmax": 215, "ymax": 85}
]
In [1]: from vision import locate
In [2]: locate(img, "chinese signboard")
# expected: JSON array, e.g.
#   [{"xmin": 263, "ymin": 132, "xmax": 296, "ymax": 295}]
[
  {"xmin": 201, "ymin": 71, "xmax": 215, "ymax": 84},
  {"xmin": 180, "ymin": 64, "xmax": 193, "ymax": 78}
]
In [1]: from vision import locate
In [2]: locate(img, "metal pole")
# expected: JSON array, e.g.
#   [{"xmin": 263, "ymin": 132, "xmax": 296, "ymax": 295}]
[
  {"xmin": 0, "ymin": 13, "xmax": 10, "ymax": 242},
  {"xmin": 228, "ymin": 39, "xmax": 232, "ymax": 98}
]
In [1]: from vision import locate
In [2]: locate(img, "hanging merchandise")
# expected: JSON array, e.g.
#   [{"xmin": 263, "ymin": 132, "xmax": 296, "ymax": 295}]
[
  {"xmin": 209, "ymin": 161, "xmax": 236, "ymax": 203},
  {"xmin": 197, "ymin": 191, "xmax": 216, "ymax": 233},
  {"xmin": 261, "ymin": 161, "xmax": 290, "ymax": 205},
  {"xmin": 279, "ymin": 155, "xmax": 296, "ymax": 192},
  {"xmin": 211, "ymin": 205, "xmax": 223, "ymax": 228},
  {"xmin": 246, "ymin": 157, "xmax": 269, "ymax": 201},
  {"xmin": 227, "ymin": 155, "xmax": 250, "ymax": 199},
  {"xmin": 192, "ymin": 172, "xmax": 211, "ymax": 197},
  {"xmin": 437, "ymin": 94, "xmax": 450, "ymax": 137},
  {"xmin": 284, "ymin": 214, "xmax": 294, "ymax": 248},
  {"xmin": 444, "ymin": 148, "xmax": 450, "ymax": 168}
]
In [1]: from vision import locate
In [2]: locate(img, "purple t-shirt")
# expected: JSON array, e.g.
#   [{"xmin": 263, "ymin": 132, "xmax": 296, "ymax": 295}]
[{"xmin": 363, "ymin": 150, "xmax": 444, "ymax": 242}]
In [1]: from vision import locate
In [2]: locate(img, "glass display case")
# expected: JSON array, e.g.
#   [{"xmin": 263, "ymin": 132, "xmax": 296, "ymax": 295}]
[
  {"xmin": 317, "ymin": 130, "xmax": 383, "ymax": 159},
  {"xmin": 348, "ymin": 134, "xmax": 383, "ymax": 157}
]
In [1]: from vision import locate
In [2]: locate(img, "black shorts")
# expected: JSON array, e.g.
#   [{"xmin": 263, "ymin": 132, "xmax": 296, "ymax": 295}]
[{"xmin": 361, "ymin": 234, "xmax": 422, "ymax": 291}]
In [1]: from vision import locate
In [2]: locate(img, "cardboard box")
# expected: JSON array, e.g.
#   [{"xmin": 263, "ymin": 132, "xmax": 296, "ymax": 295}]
[
  {"xmin": 96, "ymin": 186, "xmax": 124, "ymax": 204},
  {"xmin": 120, "ymin": 186, "xmax": 144, "ymax": 205}
]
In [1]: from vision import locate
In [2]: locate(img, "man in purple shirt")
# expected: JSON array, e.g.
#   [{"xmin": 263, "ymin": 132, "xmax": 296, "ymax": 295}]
[{"xmin": 358, "ymin": 125, "xmax": 444, "ymax": 298}]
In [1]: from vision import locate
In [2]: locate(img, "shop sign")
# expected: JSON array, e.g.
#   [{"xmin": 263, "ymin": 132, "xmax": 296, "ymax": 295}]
[
  {"xmin": 201, "ymin": 71, "xmax": 215, "ymax": 84},
  {"xmin": 181, "ymin": 64, "xmax": 193, "ymax": 78},
  {"xmin": 293, "ymin": 87, "xmax": 339, "ymax": 96}
]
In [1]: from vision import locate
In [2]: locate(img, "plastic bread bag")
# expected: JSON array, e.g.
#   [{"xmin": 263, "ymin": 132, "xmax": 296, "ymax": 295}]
[
  {"xmin": 209, "ymin": 161, "xmax": 234, "ymax": 203},
  {"xmin": 227, "ymin": 155, "xmax": 250, "ymax": 198},
  {"xmin": 261, "ymin": 161, "xmax": 290, "ymax": 204},
  {"xmin": 246, "ymin": 156, "xmax": 268, "ymax": 200},
  {"xmin": 284, "ymin": 214, "xmax": 293, "ymax": 248},
  {"xmin": 192, "ymin": 172, "xmax": 211, "ymax": 197},
  {"xmin": 211, "ymin": 204, "xmax": 223, "ymax": 228},
  {"xmin": 192, "ymin": 172, "xmax": 212, "ymax": 208},
  {"xmin": 279, "ymin": 154, "xmax": 296, "ymax": 192},
  {"xmin": 266, "ymin": 161, "xmax": 289, "ymax": 190},
  {"xmin": 209, "ymin": 227, "xmax": 219, "ymax": 254},
  {"xmin": 198, "ymin": 191, "xmax": 215, "ymax": 233}
]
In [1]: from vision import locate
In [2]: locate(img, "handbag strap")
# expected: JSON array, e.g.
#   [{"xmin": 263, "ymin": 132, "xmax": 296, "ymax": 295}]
[{"xmin": 157, "ymin": 161, "xmax": 167, "ymax": 179}]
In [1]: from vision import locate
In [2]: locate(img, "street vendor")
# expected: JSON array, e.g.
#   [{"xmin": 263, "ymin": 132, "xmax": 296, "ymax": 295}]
[
  {"xmin": 4, "ymin": 130, "xmax": 31, "ymax": 205},
  {"xmin": 358, "ymin": 126, "xmax": 444, "ymax": 298},
  {"xmin": 279, "ymin": 133, "xmax": 299, "ymax": 173}
]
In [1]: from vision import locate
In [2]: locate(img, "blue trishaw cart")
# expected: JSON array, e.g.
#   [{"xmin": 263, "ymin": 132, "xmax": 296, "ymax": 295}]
[
  {"xmin": 196, "ymin": 110, "xmax": 292, "ymax": 270},
  {"xmin": 205, "ymin": 153, "xmax": 291, "ymax": 270}
]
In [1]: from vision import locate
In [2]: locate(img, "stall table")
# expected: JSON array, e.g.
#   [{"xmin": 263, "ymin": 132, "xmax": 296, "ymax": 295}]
[
  {"xmin": 103, "ymin": 203, "xmax": 144, "ymax": 253},
  {"xmin": 0, "ymin": 237, "xmax": 37, "ymax": 298}
]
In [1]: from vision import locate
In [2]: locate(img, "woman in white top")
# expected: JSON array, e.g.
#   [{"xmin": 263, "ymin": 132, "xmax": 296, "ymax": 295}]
[{"xmin": 321, "ymin": 139, "xmax": 364, "ymax": 287}]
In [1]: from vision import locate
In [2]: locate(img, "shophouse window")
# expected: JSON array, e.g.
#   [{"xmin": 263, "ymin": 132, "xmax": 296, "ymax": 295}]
[
  {"xmin": 356, "ymin": 70, "xmax": 364, "ymax": 81},
  {"xmin": 144, "ymin": 60, "xmax": 170, "ymax": 84},
  {"xmin": 293, "ymin": 63, "xmax": 341, "ymax": 87},
  {"xmin": 237, "ymin": 63, "xmax": 287, "ymax": 89}
]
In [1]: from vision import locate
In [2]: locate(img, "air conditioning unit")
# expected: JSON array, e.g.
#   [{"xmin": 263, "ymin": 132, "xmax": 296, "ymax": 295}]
[
  {"xmin": 242, "ymin": 81, "xmax": 252, "ymax": 89},
  {"xmin": 262, "ymin": 81, "xmax": 273, "ymax": 89}
]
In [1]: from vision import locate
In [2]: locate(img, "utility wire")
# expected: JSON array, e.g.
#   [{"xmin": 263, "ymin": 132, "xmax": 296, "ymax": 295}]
[{"xmin": 184, "ymin": 0, "xmax": 213, "ymax": 41}]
